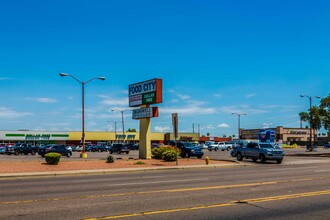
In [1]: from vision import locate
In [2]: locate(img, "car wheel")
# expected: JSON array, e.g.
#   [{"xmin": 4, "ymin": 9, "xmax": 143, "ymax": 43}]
[
  {"xmin": 215, "ymin": 147, "xmax": 218, "ymax": 151},
  {"xmin": 67, "ymin": 152, "xmax": 71, "ymax": 157},
  {"xmin": 109, "ymin": 151, "xmax": 113, "ymax": 154},
  {"xmin": 185, "ymin": 152, "xmax": 190, "ymax": 158},
  {"xmin": 260, "ymin": 154, "xmax": 266, "ymax": 163},
  {"xmin": 227, "ymin": 147, "xmax": 231, "ymax": 151},
  {"xmin": 237, "ymin": 153, "xmax": 243, "ymax": 161},
  {"xmin": 126, "ymin": 152, "xmax": 129, "ymax": 154},
  {"xmin": 117, "ymin": 150, "xmax": 121, "ymax": 154},
  {"xmin": 31, "ymin": 150, "xmax": 36, "ymax": 155},
  {"xmin": 276, "ymin": 159, "xmax": 283, "ymax": 164},
  {"xmin": 208, "ymin": 149, "xmax": 212, "ymax": 152},
  {"xmin": 14, "ymin": 151, "xmax": 19, "ymax": 156},
  {"xmin": 252, "ymin": 158, "xmax": 257, "ymax": 162},
  {"xmin": 197, "ymin": 156, "xmax": 202, "ymax": 159}
]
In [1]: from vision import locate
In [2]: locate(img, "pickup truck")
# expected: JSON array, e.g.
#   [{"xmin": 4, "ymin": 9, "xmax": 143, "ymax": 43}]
[
  {"xmin": 208, "ymin": 142, "xmax": 232, "ymax": 151},
  {"xmin": 235, "ymin": 142, "xmax": 284, "ymax": 164}
]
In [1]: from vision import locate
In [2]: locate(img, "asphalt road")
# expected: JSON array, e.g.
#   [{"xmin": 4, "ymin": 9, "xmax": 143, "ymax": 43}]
[{"xmin": 0, "ymin": 154, "xmax": 330, "ymax": 219}]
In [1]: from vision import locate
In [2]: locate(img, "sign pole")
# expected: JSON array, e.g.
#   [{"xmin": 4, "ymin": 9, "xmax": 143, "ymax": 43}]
[{"xmin": 172, "ymin": 113, "xmax": 178, "ymax": 166}]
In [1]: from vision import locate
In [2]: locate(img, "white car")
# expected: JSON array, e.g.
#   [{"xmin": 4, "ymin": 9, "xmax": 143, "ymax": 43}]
[{"xmin": 208, "ymin": 142, "xmax": 232, "ymax": 151}]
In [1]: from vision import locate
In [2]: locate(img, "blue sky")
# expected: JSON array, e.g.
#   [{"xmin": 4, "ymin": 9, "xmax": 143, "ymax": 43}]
[{"xmin": 0, "ymin": 0, "xmax": 329, "ymax": 137}]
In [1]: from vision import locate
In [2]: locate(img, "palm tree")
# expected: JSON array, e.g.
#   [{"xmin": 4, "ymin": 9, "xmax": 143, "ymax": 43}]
[{"xmin": 299, "ymin": 112, "xmax": 309, "ymax": 128}]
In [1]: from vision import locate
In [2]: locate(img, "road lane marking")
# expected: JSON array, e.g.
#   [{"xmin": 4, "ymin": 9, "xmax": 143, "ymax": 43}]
[
  {"xmin": 71, "ymin": 176, "xmax": 166, "ymax": 183},
  {"xmin": 84, "ymin": 190, "xmax": 330, "ymax": 220},
  {"xmin": 100, "ymin": 178, "xmax": 208, "ymax": 186},
  {"xmin": 1, "ymin": 176, "xmax": 330, "ymax": 205}
]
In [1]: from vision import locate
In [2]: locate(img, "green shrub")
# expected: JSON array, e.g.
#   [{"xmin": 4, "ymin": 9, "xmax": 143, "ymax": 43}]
[
  {"xmin": 45, "ymin": 152, "xmax": 61, "ymax": 165},
  {"xmin": 162, "ymin": 149, "xmax": 177, "ymax": 161},
  {"xmin": 134, "ymin": 161, "xmax": 145, "ymax": 165},
  {"xmin": 106, "ymin": 155, "xmax": 115, "ymax": 163},
  {"xmin": 151, "ymin": 146, "xmax": 170, "ymax": 159}
]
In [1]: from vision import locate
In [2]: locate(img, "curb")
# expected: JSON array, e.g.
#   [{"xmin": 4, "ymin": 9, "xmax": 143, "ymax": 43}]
[{"xmin": 0, "ymin": 163, "xmax": 243, "ymax": 178}]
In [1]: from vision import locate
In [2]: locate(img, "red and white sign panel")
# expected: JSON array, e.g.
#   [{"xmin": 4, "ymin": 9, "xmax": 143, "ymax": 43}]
[{"xmin": 128, "ymin": 78, "xmax": 162, "ymax": 107}]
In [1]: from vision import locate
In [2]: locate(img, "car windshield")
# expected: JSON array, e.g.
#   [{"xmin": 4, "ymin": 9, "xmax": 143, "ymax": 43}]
[
  {"xmin": 182, "ymin": 143, "xmax": 194, "ymax": 148},
  {"xmin": 259, "ymin": 143, "xmax": 276, "ymax": 149}
]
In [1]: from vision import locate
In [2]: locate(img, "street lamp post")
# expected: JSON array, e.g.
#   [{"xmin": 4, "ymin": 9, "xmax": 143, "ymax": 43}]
[
  {"xmin": 232, "ymin": 113, "xmax": 247, "ymax": 141},
  {"xmin": 111, "ymin": 109, "xmax": 125, "ymax": 135},
  {"xmin": 60, "ymin": 73, "xmax": 106, "ymax": 158},
  {"xmin": 300, "ymin": 94, "xmax": 321, "ymax": 150},
  {"xmin": 108, "ymin": 120, "xmax": 119, "ymax": 137}
]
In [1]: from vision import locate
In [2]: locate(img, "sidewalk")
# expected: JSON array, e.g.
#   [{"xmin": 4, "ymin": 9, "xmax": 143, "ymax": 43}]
[
  {"xmin": 284, "ymin": 147, "xmax": 330, "ymax": 157},
  {"xmin": 0, "ymin": 158, "xmax": 240, "ymax": 178}
]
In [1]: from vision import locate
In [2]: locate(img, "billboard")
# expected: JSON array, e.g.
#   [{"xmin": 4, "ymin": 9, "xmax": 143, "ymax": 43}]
[{"xmin": 129, "ymin": 78, "xmax": 162, "ymax": 107}]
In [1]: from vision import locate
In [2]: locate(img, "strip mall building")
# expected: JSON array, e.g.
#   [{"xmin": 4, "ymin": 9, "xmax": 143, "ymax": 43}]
[
  {"xmin": 240, "ymin": 126, "xmax": 329, "ymax": 144},
  {"xmin": 0, "ymin": 130, "xmax": 202, "ymax": 146}
]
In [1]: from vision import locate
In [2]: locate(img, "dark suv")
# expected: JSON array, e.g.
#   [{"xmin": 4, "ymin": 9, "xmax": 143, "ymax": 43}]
[
  {"xmin": 109, "ymin": 143, "xmax": 130, "ymax": 154},
  {"xmin": 175, "ymin": 142, "xmax": 204, "ymax": 159},
  {"xmin": 38, "ymin": 144, "xmax": 72, "ymax": 158},
  {"xmin": 13, "ymin": 143, "xmax": 37, "ymax": 155}
]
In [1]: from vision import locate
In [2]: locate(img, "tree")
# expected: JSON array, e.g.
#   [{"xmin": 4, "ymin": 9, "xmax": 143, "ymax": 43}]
[
  {"xmin": 319, "ymin": 95, "xmax": 330, "ymax": 131},
  {"xmin": 299, "ymin": 112, "xmax": 309, "ymax": 128},
  {"xmin": 207, "ymin": 133, "xmax": 210, "ymax": 137},
  {"xmin": 126, "ymin": 128, "xmax": 136, "ymax": 132}
]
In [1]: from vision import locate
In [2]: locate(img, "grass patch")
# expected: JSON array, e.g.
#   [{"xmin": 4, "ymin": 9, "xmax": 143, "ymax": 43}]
[{"xmin": 134, "ymin": 161, "xmax": 145, "ymax": 165}]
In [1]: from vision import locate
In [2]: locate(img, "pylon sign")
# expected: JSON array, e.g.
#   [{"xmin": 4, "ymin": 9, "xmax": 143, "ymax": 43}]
[{"xmin": 128, "ymin": 79, "xmax": 162, "ymax": 107}]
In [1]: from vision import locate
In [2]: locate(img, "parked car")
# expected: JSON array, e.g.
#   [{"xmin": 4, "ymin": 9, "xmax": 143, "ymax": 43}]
[
  {"xmin": 91, "ymin": 145, "xmax": 108, "ymax": 152},
  {"xmin": 5, "ymin": 146, "xmax": 15, "ymax": 155},
  {"xmin": 324, "ymin": 142, "xmax": 330, "ymax": 149},
  {"xmin": 208, "ymin": 142, "xmax": 232, "ymax": 151},
  {"xmin": 13, "ymin": 143, "xmax": 38, "ymax": 155},
  {"xmin": 235, "ymin": 142, "xmax": 284, "ymax": 164},
  {"xmin": 38, "ymin": 144, "xmax": 72, "ymax": 157},
  {"xmin": 109, "ymin": 143, "xmax": 130, "ymax": 154},
  {"xmin": 75, "ymin": 146, "xmax": 83, "ymax": 152},
  {"xmin": 176, "ymin": 142, "xmax": 204, "ymax": 159},
  {"xmin": 0, "ymin": 147, "xmax": 5, "ymax": 154}
]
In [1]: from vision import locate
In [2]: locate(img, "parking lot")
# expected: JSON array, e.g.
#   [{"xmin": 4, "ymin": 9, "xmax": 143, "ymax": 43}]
[{"xmin": 1, "ymin": 147, "xmax": 329, "ymax": 165}]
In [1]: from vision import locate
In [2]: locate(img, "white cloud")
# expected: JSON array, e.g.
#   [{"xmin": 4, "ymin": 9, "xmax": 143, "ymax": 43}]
[
  {"xmin": 178, "ymin": 94, "xmax": 191, "ymax": 100},
  {"xmin": 99, "ymin": 95, "xmax": 128, "ymax": 106},
  {"xmin": 205, "ymin": 124, "xmax": 215, "ymax": 130},
  {"xmin": 214, "ymin": 94, "xmax": 222, "ymax": 98},
  {"xmin": 154, "ymin": 126, "xmax": 171, "ymax": 132},
  {"xmin": 262, "ymin": 123, "xmax": 273, "ymax": 128},
  {"xmin": 246, "ymin": 94, "xmax": 256, "ymax": 98},
  {"xmin": 218, "ymin": 123, "xmax": 230, "ymax": 128},
  {"xmin": 25, "ymin": 97, "xmax": 57, "ymax": 103},
  {"xmin": 0, "ymin": 107, "xmax": 33, "ymax": 118},
  {"xmin": 219, "ymin": 105, "xmax": 267, "ymax": 115},
  {"xmin": 161, "ymin": 106, "xmax": 216, "ymax": 115},
  {"xmin": 170, "ymin": 99, "xmax": 179, "ymax": 103},
  {"xmin": 259, "ymin": 104, "xmax": 280, "ymax": 109}
]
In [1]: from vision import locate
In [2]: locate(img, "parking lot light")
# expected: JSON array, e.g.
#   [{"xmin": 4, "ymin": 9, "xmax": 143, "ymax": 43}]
[{"xmin": 60, "ymin": 73, "xmax": 106, "ymax": 158}]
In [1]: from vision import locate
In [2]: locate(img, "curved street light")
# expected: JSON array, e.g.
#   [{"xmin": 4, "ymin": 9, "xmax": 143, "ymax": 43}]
[
  {"xmin": 300, "ymin": 94, "xmax": 321, "ymax": 150},
  {"xmin": 60, "ymin": 73, "xmax": 106, "ymax": 158}
]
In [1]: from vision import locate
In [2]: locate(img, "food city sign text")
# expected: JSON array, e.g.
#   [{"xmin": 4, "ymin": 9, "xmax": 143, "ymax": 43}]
[{"xmin": 129, "ymin": 78, "xmax": 162, "ymax": 107}]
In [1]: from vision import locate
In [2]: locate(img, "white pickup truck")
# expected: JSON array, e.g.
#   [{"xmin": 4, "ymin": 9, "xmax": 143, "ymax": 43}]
[{"xmin": 208, "ymin": 142, "xmax": 233, "ymax": 151}]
